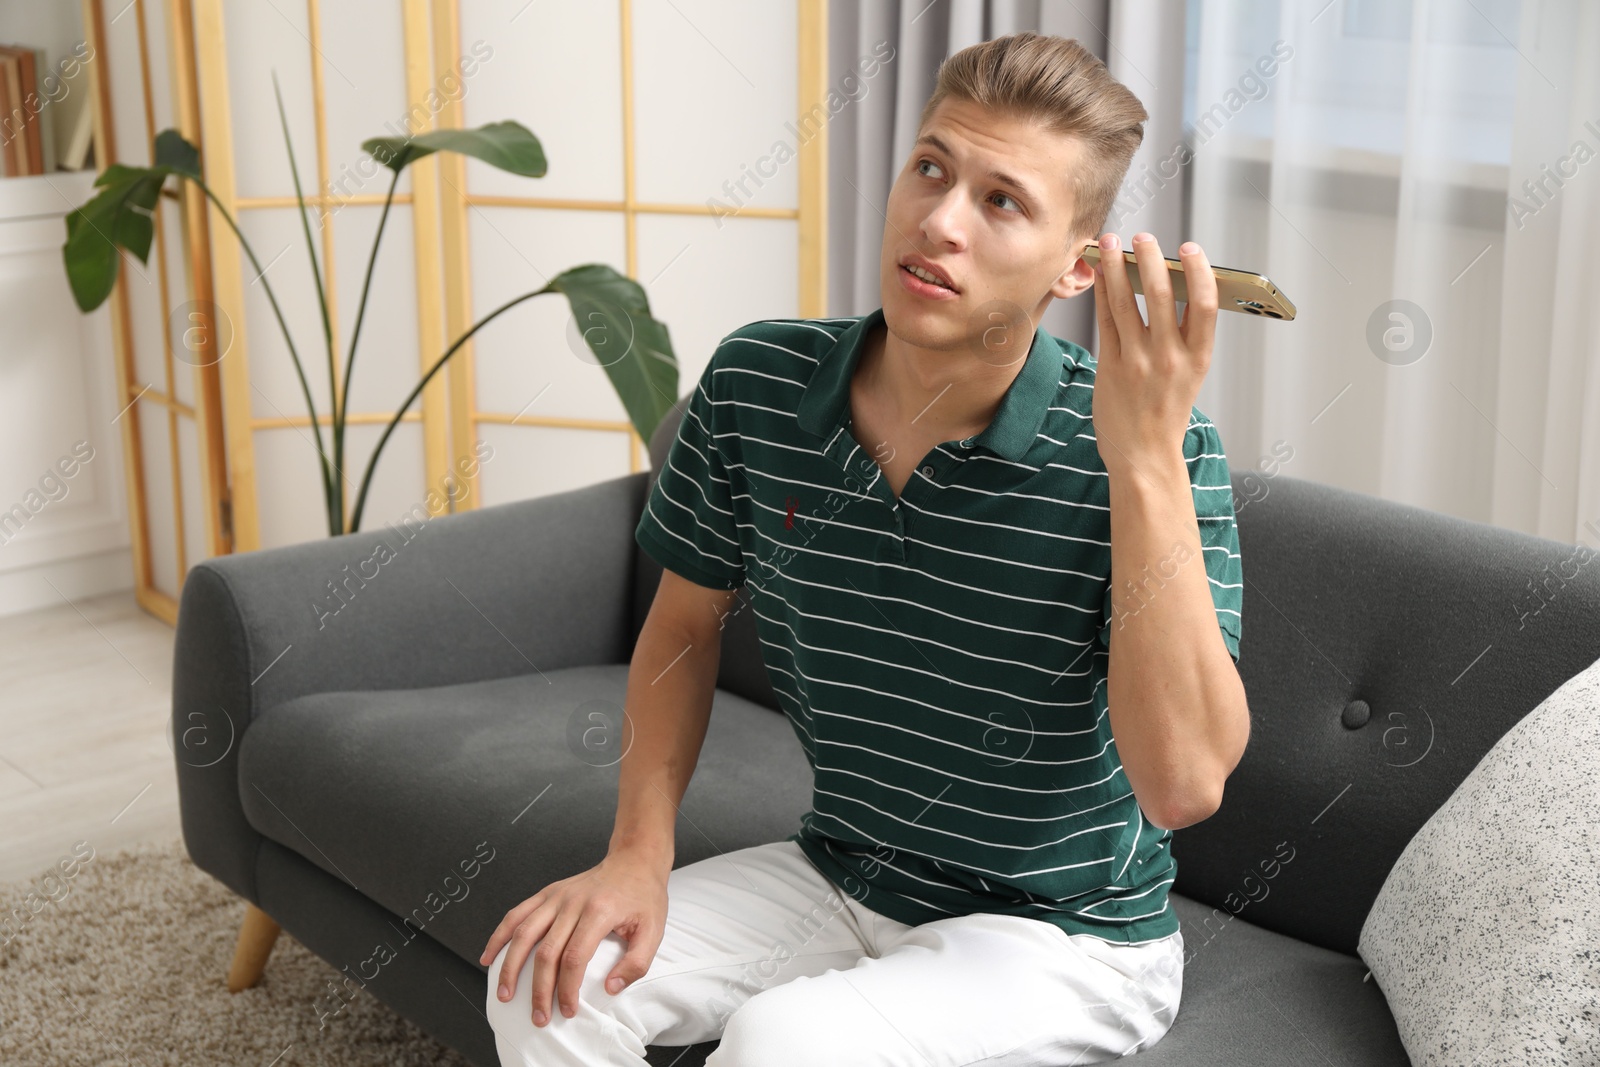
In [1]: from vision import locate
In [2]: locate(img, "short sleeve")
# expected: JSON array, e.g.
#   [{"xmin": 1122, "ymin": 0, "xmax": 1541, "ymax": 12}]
[
  {"xmin": 1186, "ymin": 416, "xmax": 1243, "ymax": 660},
  {"xmin": 1097, "ymin": 414, "xmax": 1243, "ymax": 661},
  {"xmin": 634, "ymin": 356, "xmax": 746, "ymax": 591}
]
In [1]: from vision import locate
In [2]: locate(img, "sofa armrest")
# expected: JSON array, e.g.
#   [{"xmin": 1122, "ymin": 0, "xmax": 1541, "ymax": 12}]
[{"xmin": 172, "ymin": 471, "xmax": 650, "ymax": 903}]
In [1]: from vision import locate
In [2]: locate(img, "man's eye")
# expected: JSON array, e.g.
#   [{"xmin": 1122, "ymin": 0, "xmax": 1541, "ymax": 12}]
[{"xmin": 917, "ymin": 159, "xmax": 1021, "ymax": 214}]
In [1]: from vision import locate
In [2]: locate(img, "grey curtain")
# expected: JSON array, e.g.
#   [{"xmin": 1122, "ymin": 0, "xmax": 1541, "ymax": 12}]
[{"xmin": 826, "ymin": 0, "xmax": 1189, "ymax": 357}]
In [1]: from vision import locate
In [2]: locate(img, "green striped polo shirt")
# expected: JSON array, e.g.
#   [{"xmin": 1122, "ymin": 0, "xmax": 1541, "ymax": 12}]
[{"xmin": 634, "ymin": 307, "xmax": 1243, "ymax": 947}]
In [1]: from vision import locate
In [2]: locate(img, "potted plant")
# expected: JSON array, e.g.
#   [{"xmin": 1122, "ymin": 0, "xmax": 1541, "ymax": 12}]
[{"xmin": 62, "ymin": 85, "xmax": 679, "ymax": 537}]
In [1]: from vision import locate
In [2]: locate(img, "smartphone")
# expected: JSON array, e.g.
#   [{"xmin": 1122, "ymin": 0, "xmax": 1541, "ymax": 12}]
[{"xmin": 1081, "ymin": 240, "xmax": 1297, "ymax": 320}]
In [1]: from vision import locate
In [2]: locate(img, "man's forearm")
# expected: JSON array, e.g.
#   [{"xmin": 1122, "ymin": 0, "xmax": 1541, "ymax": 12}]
[
  {"xmin": 1104, "ymin": 453, "xmax": 1249, "ymax": 830},
  {"xmin": 607, "ymin": 617, "xmax": 721, "ymax": 870}
]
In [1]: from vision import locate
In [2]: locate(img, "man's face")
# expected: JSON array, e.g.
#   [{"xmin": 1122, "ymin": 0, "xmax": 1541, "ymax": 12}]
[{"xmin": 879, "ymin": 96, "xmax": 1095, "ymax": 356}]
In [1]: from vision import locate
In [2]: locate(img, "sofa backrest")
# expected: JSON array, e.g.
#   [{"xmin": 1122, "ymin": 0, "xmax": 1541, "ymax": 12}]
[
  {"xmin": 1173, "ymin": 470, "xmax": 1598, "ymax": 955},
  {"xmin": 634, "ymin": 392, "xmax": 1600, "ymax": 957}
]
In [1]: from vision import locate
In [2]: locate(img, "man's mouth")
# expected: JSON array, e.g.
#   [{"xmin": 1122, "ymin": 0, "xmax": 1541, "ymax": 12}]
[{"xmin": 901, "ymin": 263, "xmax": 958, "ymax": 292}]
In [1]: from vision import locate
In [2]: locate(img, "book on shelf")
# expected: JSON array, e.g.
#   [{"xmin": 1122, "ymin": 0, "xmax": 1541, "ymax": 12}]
[
  {"xmin": 0, "ymin": 49, "xmax": 23, "ymax": 177},
  {"xmin": 55, "ymin": 51, "xmax": 94, "ymax": 172},
  {"xmin": 0, "ymin": 42, "xmax": 54, "ymax": 176},
  {"xmin": 34, "ymin": 47, "xmax": 55, "ymax": 173}
]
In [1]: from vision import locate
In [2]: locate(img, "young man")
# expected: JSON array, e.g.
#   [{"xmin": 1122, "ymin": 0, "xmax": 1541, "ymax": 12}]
[{"xmin": 482, "ymin": 31, "xmax": 1248, "ymax": 1066}]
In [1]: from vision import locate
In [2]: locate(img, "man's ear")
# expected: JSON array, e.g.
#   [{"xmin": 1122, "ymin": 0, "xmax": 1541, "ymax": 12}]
[{"xmin": 1050, "ymin": 242, "xmax": 1097, "ymax": 300}]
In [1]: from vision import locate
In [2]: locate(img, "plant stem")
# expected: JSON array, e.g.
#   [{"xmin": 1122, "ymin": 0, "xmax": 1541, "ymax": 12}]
[
  {"xmin": 194, "ymin": 179, "xmax": 335, "ymax": 528},
  {"xmin": 273, "ymin": 73, "xmax": 340, "ymax": 535},
  {"xmin": 339, "ymin": 164, "xmax": 402, "ymax": 527},
  {"xmin": 348, "ymin": 286, "xmax": 547, "ymax": 533}
]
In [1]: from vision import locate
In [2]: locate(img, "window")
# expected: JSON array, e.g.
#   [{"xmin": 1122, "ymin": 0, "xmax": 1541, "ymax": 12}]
[{"xmin": 1182, "ymin": 0, "xmax": 1523, "ymax": 167}]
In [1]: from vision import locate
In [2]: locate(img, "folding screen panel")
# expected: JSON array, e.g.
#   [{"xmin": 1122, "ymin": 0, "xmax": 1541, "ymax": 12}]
[
  {"xmin": 85, "ymin": 0, "xmax": 826, "ymax": 605},
  {"xmin": 82, "ymin": 0, "xmax": 228, "ymax": 623}
]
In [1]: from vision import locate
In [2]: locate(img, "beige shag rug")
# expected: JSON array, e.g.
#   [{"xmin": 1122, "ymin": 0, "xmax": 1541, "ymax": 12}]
[{"xmin": 0, "ymin": 835, "xmax": 475, "ymax": 1066}]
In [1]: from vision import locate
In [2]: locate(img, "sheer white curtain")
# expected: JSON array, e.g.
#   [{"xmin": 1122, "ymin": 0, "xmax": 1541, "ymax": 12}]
[
  {"xmin": 829, "ymin": 0, "xmax": 1597, "ymax": 542},
  {"xmin": 1185, "ymin": 0, "xmax": 1599, "ymax": 541}
]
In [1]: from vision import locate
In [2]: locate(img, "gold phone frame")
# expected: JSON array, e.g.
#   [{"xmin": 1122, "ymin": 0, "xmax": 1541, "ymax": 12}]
[{"xmin": 1082, "ymin": 240, "xmax": 1297, "ymax": 320}]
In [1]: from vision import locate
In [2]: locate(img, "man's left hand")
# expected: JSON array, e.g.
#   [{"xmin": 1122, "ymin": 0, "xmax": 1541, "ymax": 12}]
[{"xmin": 1088, "ymin": 232, "xmax": 1219, "ymax": 481}]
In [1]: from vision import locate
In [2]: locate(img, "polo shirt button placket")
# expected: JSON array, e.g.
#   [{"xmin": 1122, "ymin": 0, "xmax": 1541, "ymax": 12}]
[{"xmin": 886, "ymin": 499, "xmax": 905, "ymax": 561}]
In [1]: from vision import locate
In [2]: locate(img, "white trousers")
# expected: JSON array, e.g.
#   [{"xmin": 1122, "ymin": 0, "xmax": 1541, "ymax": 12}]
[{"xmin": 486, "ymin": 839, "xmax": 1183, "ymax": 1066}]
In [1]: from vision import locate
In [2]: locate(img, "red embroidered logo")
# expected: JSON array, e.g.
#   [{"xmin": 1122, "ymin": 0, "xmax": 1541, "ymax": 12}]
[{"xmin": 784, "ymin": 496, "xmax": 799, "ymax": 530}]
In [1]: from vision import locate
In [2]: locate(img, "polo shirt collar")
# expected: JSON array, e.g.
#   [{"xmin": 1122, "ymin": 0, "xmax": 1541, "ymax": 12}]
[{"xmin": 796, "ymin": 306, "xmax": 1072, "ymax": 463}]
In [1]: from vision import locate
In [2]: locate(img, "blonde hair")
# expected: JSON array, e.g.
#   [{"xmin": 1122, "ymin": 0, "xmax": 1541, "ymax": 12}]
[{"xmin": 915, "ymin": 32, "xmax": 1147, "ymax": 245}]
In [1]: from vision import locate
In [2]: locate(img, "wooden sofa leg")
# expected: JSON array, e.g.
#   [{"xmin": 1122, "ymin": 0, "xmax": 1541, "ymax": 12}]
[{"xmin": 227, "ymin": 903, "xmax": 281, "ymax": 992}]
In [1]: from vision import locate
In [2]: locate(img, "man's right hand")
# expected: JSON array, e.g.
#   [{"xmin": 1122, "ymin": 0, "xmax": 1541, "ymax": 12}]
[{"xmin": 480, "ymin": 847, "xmax": 670, "ymax": 1028}]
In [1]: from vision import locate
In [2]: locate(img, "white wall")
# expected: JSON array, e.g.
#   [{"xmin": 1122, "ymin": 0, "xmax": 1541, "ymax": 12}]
[
  {"xmin": 222, "ymin": 0, "xmax": 805, "ymax": 545},
  {"xmin": 0, "ymin": 171, "xmax": 134, "ymax": 617}
]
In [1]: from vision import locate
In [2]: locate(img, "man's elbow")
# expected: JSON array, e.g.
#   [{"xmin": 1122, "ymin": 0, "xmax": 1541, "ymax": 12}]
[{"xmin": 1150, "ymin": 787, "xmax": 1224, "ymax": 832}]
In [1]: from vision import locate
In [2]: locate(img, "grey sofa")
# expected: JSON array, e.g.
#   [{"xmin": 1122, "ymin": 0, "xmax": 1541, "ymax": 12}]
[{"xmin": 172, "ymin": 392, "xmax": 1600, "ymax": 1067}]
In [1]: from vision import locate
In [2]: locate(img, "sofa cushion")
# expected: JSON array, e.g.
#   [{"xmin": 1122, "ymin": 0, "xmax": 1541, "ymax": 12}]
[
  {"xmin": 1084, "ymin": 893, "xmax": 1413, "ymax": 1065},
  {"xmin": 1358, "ymin": 651, "xmax": 1600, "ymax": 1065},
  {"xmin": 234, "ymin": 663, "xmax": 1418, "ymax": 1065},
  {"xmin": 632, "ymin": 892, "xmax": 1413, "ymax": 1067},
  {"xmin": 235, "ymin": 663, "xmax": 815, "ymax": 967}
]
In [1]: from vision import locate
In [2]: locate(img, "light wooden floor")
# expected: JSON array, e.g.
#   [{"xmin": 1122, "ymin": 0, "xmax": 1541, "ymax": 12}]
[{"xmin": 0, "ymin": 590, "xmax": 180, "ymax": 885}]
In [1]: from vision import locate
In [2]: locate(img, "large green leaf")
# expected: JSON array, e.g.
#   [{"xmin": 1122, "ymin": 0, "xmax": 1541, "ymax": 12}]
[
  {"xmin": 92, "ymin": 162, "xmax": 151, "ymax": 189},
  {"xmin": 360, "ymin": 121, "xmax": 546, "ymax": 177},
  {"xmin": 62, "ymin": 130, "xmax": 203, "ymax": 312},
  {"xmin": 63, "ymin": 204, "xmax": 121, "ymax": 312},
  {"xmin": 64, "ymin": 170, "xmax": 162, "ymax": 310},
  {"xmin": 544, "ymin": 264, "xmax": 678, "ymax": 445},
  {"xmin": 114, "ymin": 168, "xmax": 163, "ymax": 262},
  {"xmin": 154, "ymin": 128, "xmax": 201, "ymax": 179}
]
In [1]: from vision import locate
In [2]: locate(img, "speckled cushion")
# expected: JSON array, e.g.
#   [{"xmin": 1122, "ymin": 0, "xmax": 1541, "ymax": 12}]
[{"xmin": 1357, "ymin": 651, "xmax": 1600, "ymax": 1066}]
